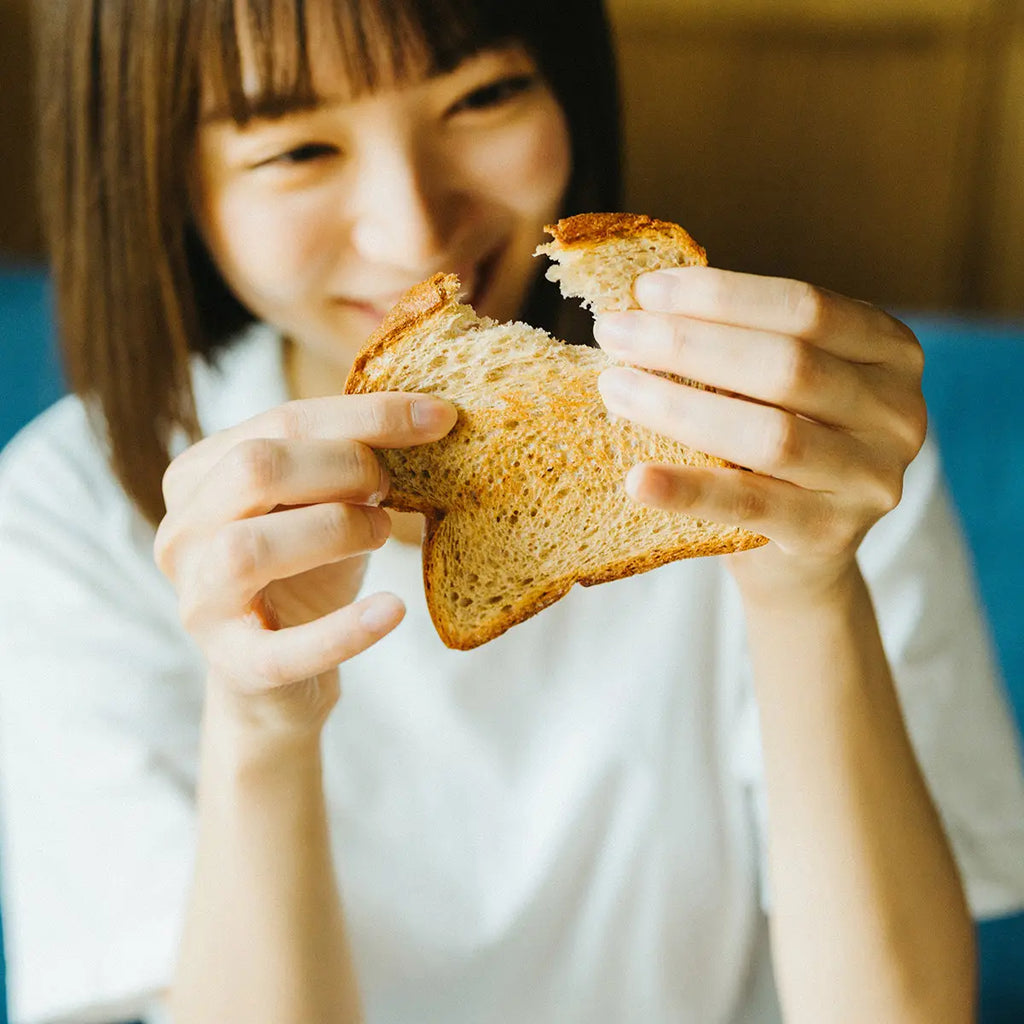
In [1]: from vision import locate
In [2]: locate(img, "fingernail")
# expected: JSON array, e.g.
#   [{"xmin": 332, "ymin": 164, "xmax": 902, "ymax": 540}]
[
  {"xmin": 597, "ymin": 366, "xmax": 644, "ymax": 408},
  {"xmin": 594, "ymin": 312, "xmax": 641, "ymax": 351},
  {"xmin": 634, "ymin": 270, "xmax": 679, "ymax": 309},
  {"xmin": 626, "ymin": 464, "xmax": 678, "ymax": 505},
  {"xmin": 360, "ymin": 594, "xmax": 403, "ymax": 632},
  {"xmin": 368, "ymin": 506, "xmax": 391, "ymax": 545},
  {"xmin": 412, "ymin": 397, "xmax": 456, "ymax": 431},
  {"xmin": 366, "ymin": 462, "xmax": 389, "ymax": 507}
]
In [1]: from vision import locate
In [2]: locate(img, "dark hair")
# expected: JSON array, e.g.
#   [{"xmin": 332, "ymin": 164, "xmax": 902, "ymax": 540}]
[{"xmin": 36, "ymin": 0, "xmax": 622, "ymax": 526}]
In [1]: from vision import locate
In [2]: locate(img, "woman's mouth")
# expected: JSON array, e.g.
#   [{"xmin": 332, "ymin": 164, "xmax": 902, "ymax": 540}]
[
  {"xmin": 339, "ymin": 244, "xmax": 505, "ymax": 322},
  {"xmin": 458, "ymin": 243, "xmax": 503, "ymax": 312}
]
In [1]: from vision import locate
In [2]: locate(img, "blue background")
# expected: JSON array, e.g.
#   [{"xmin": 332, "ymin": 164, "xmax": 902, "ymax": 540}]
[{"xmin": 1, "ymin": 268, "xmax": 1022, "ymax": 1022}]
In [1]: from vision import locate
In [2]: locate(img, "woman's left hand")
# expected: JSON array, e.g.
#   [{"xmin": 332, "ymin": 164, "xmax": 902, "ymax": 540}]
[{"xmin": 593, "ymin": 266, "xmax": 928, "ymax": 603}]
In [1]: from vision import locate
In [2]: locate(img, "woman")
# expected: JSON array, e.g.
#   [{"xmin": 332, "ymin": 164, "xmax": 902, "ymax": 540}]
[{"xmin": 1, "ymin": 0, "xmax": 1022, "ymax": 1021}]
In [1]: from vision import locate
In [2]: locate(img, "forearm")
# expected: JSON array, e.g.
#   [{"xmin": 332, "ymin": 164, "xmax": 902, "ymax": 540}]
[
  {"xmin": 742, "ymin": 564, "xmax": 975, "ymax": 1024},
  {"xmin": 169, "ymin": 682, "xmax": 362, "ymax": 1024}
]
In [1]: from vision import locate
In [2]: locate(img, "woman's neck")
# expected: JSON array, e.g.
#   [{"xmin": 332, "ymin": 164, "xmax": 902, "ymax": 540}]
[{"xmin": 282, "ymin": 336, "xmax": 351, "ymax": 401}]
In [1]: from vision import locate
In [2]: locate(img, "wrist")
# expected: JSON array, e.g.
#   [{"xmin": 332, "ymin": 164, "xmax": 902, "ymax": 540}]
[
  {"xmin": 729, "ymin": 548, "xmax": 863, "ymax": 615},
  {"xmin": 202, "ymin": 672, "xmax": 337, "ymax": 768}
]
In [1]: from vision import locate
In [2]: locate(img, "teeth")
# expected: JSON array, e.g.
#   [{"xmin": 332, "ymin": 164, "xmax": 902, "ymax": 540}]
[{"xmin": 453, "ymin": 271, "xmax": 477, "ymax": 304}]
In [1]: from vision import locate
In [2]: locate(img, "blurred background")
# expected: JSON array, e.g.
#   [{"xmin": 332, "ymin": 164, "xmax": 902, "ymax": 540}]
[
  {"xmin": 4, "ymin": 0, "xmax": 1024, "ymax": 314},
  {"xmin": 1, "ymin": 0, "xmax": 1022, "ymax": 1022}
]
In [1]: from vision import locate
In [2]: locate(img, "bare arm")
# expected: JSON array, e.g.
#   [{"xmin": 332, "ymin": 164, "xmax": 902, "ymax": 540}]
[
  {"xmin": 741, "ymin": 564, "xmax": 974, "ymax": 1023},
  {"xmin": 594, "ymin": 266, "xmax": 975, "ymax": 1022},
  {"xmin": 169, "ymin": 684, "xmax": 362, "ymax": 1023}
]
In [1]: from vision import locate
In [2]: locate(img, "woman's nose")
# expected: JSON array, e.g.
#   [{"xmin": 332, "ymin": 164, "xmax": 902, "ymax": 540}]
[{"xmin": 348, "ymin": 144, "xmax": 457, "ymax": 272}]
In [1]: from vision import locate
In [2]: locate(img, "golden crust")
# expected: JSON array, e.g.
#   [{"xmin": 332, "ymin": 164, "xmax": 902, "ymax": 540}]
[
  {"xmin": 428, "ymin": 527, "xmax": 759, "ymax": 650},
  {"xmin": 346, "ymin": 272, "xmax": 462, "ymax": 391},
  {"xmin": 541, "ymin": 212, "xmax": 707, "ymax": 263}
]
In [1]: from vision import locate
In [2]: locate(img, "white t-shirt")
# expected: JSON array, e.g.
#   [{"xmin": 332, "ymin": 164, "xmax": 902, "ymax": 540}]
[{"xmin": 1, "ymin": 325, "xmax": 1023, "ymax": 1024}]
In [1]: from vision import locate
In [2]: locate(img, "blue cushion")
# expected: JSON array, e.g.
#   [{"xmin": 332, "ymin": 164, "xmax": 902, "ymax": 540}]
[
  {"xmin": 905, "ymin": 314, "xmax": 1024, "ymax": 1020},
  {"xmin": 0, "ymin": 274, "xmax": 1022, "ymax": 1019},
  {"xmin": 906, "ymin": 314, "xmax": 1024, "ymax": 736},
  {"xmin": 0, "ymin": 266, "xmax": 63, "ymax": 453}
]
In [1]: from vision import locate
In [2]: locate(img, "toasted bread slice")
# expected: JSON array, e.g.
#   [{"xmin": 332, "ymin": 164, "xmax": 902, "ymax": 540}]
[
  {"xmin": 534, "ymin": 211, "xmax": 708, "ymax": 311},
  {"xmin": 345, "ymin": 214, "xmax": 767, "ymax": 650}
]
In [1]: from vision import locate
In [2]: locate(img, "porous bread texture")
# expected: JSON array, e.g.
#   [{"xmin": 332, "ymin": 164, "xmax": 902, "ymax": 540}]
[
  {"xmin": 346, "ymin": 217, "xmax": 767, "ymax": 650},
  {"xmin": 534, "ymin": 212, "xmax": 707, "ymax": 312}
]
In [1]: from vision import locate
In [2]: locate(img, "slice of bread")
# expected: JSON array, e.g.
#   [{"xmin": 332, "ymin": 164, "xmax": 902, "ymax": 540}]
[
  {"xmin": 345, "ymin": 213, "xmax": 767, "ymax": 650},
  {"xmin": 534, "ymin": 211, "xmax": 708, "ymax": 312}
]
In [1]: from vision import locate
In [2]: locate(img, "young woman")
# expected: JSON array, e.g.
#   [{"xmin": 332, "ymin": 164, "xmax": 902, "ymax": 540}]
[{"xmin": 1, "ymin": 1, "xmax": 1023, "ymax": 1022}]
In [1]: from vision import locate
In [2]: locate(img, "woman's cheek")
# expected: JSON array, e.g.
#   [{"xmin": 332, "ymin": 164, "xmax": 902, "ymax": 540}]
[
  {"xmin": 470, "ymin": 105, "xmax": 571, "ymax": 213},
  {"xmin": 212, "ymin": 184, "xmax": 339, "ymax": 306}
]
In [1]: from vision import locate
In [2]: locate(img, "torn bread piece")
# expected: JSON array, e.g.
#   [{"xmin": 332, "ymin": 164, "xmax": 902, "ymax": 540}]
[{"xmin": 345, "ymin": 214, "xmax": 767, "ymax": 650}]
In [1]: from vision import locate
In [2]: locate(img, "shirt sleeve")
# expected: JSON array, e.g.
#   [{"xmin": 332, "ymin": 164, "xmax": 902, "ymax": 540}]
[
  {"xmin": 730, "ymin": 433, "xmax": 1024, "ymax": 919},
  {"xmin": 0, "ymin": 403, "xmax": 202, "ymax": 1024}
]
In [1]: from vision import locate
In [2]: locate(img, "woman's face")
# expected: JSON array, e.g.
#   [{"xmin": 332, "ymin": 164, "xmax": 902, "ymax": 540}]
[{"xmin": 191, "ymin": 40, "xmax": 572, "ymax": 390}]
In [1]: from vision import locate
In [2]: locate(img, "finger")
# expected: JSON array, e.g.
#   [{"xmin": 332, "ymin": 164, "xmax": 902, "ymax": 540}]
[
  {"xmin": 163, "ymin": 393, "xmax": 456, "ymax": 510},
  {"xmin": 189, "ymin": 435, "xmax": 386, "ymax": 520},
  {"xmin": 598, "ymin": 366, "xmax": 871, "ymax": 493},
  {"xmin": 219, "ymin": 593, "xmax": 406, "ymax": 691},
  {"xmin": 624, "ymin": 463, "xmax": 837, "ymax": 554},
  {"xmin": 176, "ymin": 503, "xmax": 390, "ymax": 623},
  {"xmin": 155, "ymin": 438, "xmax": 388, "ymax": 574},
  {"xmin": 595, "ymin": 310, "xmax": 880, "ymax": 429},
  {"xmin": 632, "ymin": 266, "xmax": 920, "ymax": 367}
]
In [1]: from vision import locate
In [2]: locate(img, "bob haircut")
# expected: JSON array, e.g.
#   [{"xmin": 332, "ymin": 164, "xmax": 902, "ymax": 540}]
[{"xmin": 35, "ymin": 0, "xmax": 622, "ymax": 527}]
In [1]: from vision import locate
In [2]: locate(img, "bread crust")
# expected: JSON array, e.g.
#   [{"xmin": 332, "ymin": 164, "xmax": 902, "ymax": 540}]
[
  {"xmin": 541, "ymin": 212, "xmax": 707, "ymax": 264},
  {"xmin": 422, "ymin": 514, "xmax": 759, "ymax": 650},
  {"xmin": 347, "ymin": 273, "xmax": 462, "ymax": 386}
]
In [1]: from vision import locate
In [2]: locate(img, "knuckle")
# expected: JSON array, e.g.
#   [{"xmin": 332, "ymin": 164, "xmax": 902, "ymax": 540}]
[
  {"xmin": 759, "ymin": 412, "xmax": 804, "ymax": 471},
  {"xmin": 649, "ymin": 376, "xmax": 682, "ymax": 423},
  {"xmin": 161, "ymin": 455, "xmax": 188, "ymax": 509},
  {"xmin": 733, "ymin": 481, "xmax": 768, "ymax": 523},
  {"xmin": 904, "ymin": 395, "xmax": 929, "ymax": 454},
  {"xmin": 885, "ymin": 319, "xmax": 926, "ymax": 380},
  {"xmin": 229, "ymin": 438, "xmax": 285, "ymax": 493},
  {"xmin": 316, "ymin": 502, "xmax": 359, "ymax": 548},
  {"xmin": 331, "ymin": 440, "xmax": 383, "ymax": 496},
  {"xmin": 152, "ymin": 523, "xmax": 177, "ymax": 577},
  {"xmin": 351, "ymin": 439, "xmax": 384, "ymax": 485},
  {"xmin": 666, "ymin": 318, "xmax": 692, "ymax": 362},
  {"xmin": 874, "ymin": 468, "xmax": 905, "ymax": 514},
  {"xmin": 695, "ymin": 270, "xmax": 730, "ymax": 314},
  {"xmin": 892, "ymin": 315, "xmax": 923, "ymax": 350},
  {"xmin": 266, "ymin": 401, "xmax": 311, "ymax": 440},
  {"xmin": 853, "ymin": 456, "xmax": 905, "ymax": 518},
  {"xmin": 257, "ymin": 655, "xmax": 288, "ymax": 690},
  {"xmin": 773, "ymin": 337, "xmax": 820, "ymax": 398},
  {"xmin": 361, "ymin": 395, "xmax": 395, "ymax": 436},
  {"xmin": 340, "ymin": 503, "xmax": 386, "ymax": 550},
  {"xmin": 784, "ymin": 281, "xmax": 828, "ymax": 336},
  {"xmin": 884, "ymin": 393, "xmax": 928, "ymax": 461},
  {"xmin": 904, "ymin": 335, "xmax": 926, "ymax": 380},
  {"xmin": 211, "ymin": 522, "xmax": 266, "ymax": 586}
]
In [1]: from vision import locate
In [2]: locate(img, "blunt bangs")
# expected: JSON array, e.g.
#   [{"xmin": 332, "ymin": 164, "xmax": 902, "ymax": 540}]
[{"xmin": 200, "ymin": 0, "xmax": 551, "ymax": 125}]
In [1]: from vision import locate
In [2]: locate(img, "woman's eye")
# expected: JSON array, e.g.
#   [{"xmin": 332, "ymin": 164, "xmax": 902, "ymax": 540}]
[
  {"xmin": 450, "ymin": 74, "xmax": 536, "ymax": 114},
  {"xmin": 261, "ymin": 142, "xmax": 338, "ymax": 167}
]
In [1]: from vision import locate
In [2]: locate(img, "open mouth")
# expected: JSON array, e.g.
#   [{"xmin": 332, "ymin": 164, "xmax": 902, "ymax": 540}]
[
  {"xmin": 339, "ymin": 242, "xmax": 505, "ymax": 323},
  {"xmin": 456, "ymin": 243, "xmax": 504, "ymax": 312}
]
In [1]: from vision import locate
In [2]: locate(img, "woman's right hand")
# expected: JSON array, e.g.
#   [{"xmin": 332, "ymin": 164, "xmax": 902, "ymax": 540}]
[{"xmin": 153, "ymin": 392, "xmax": 457, "ymax": 731}]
